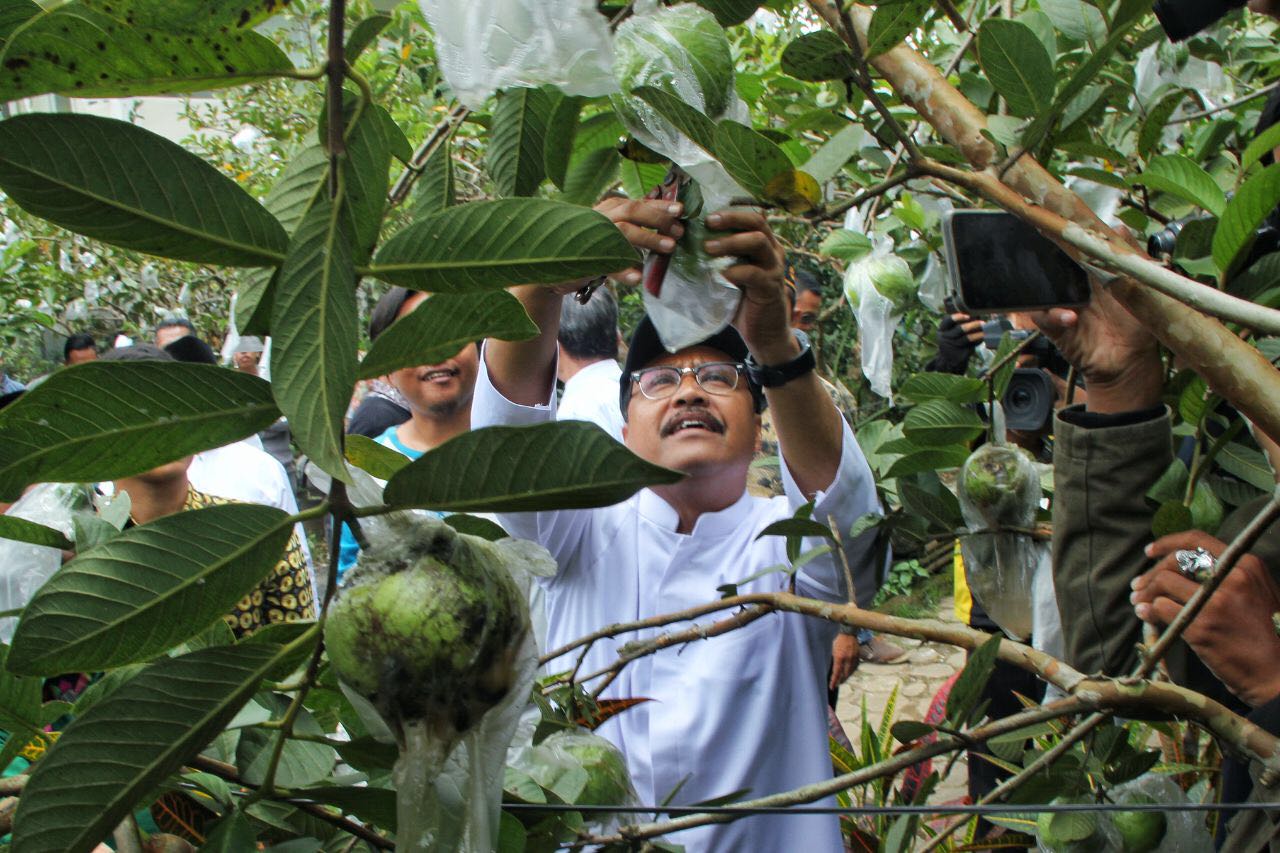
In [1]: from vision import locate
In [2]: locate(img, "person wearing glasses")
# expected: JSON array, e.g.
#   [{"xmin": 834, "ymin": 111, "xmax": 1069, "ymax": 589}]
[{"xmin": 475, "ymin": 197, "xmax": 884, "ymax": 852}]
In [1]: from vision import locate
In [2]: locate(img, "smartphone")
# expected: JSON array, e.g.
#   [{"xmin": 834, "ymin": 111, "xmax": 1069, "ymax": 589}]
[{"xmin": 941, "ymin": 210, "xmax": 1090, "ymax": 314}]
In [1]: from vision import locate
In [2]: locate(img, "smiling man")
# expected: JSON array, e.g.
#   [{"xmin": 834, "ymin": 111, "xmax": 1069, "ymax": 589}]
[{"xmin": 476, "ymin": 197, "xmax": 884, "ymax": 852}]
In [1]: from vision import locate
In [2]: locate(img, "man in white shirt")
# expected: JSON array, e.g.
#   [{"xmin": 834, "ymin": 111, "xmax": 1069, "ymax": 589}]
[
  {"xmin": 556, "ymin": 289, "xmax": 625, "ymax": 441},
  {"xmin": 475, "ymin": 197, "xmax": 883, "ymax": 851}
]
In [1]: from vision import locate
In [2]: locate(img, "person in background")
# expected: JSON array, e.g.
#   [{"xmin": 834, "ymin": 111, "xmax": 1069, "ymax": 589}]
[
  {"xmin": 556, "ymin": 287, "xmax": 625, "ymax": 441},
  {"xmin": 153, "ymin": 317, "xmax": 195, "ymax": 349},
  {"xmin": 790, "ymin": 267, "xmax": 824, "ymax": 333},
  {"xmin": 63, "ymin": 333, "xmax": 97, "ymax": 366},
  {"xmin": 99, "ymin": 345, "xmax": 316, "ymax": 636},
  {"xmin": 233, "ymin": 336, "xmax": 264, "ymax": 376},
  {"xmin": 346, "ymin": 294, "xmax": 414, "ymax": 439},
  {"xmin": 337, "ymin": 287, "xmax": 479, "ymax": 577}
]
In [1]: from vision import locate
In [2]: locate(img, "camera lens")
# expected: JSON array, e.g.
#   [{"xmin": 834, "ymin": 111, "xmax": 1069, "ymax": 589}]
[{"xmin": 1002, "ymin": 369, "xmax": 1056, "ymax": 432}]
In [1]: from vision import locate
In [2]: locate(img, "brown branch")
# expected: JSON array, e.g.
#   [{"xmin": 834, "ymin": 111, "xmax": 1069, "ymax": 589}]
[
  {"xmin": 387, "ymin": 105, "xmax": 470, "ymax": 207},
  {"xmin": 809, "ymin": 1, "xmax": 1280, "ymax": 446},
  {"xmin": 936, "ymin": 0, "xmax": 968, "ymax": 32},
  {"xmin": 190, "ymin": 756, "xmax": 394, "ymax": 850},
  {"xmin": 1134, "ymin": 487, "xmax": 1280, "ymax": 681},
  {"xmin": 1170, "ymin": 80, "xmax": 1280, "ymax": 125},
  {"xmin": 814, "ymin": 166, "xmax": 919, "ymax": 221},
  {"xmin": 324, "ymin": 0, "xmax": 346, "ymax": 199}
]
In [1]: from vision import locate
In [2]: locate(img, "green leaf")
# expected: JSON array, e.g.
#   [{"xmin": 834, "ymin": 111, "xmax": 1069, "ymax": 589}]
[
  {"xmin": 384, "ymin": 421, "xmax": 683, "ymax": 512},
  {"xmin": 0, "ymin": 0, "xmax": 292, "ymax": 100},
  {"xmin": 898, "ymin": 373, "xmax": 988, "ymax": 405},
  {"xmin": 0, "ymin": 644, "xmax": 65, "ymax": 771},
  {"xmin": 692, "ymin": 0, "xmax": 761, "ymax": 26},
  {"xmin": 270, "ymin": 195, "xmax": 357, "ymax": 482},
  {"xmin": 1040, "ymin": 0, "xmax": 1107, "ymax": 42},
  {"xmin": 412, "ymin": 137, "xmax": 457, "ymax": 217},
  {"xmin": 345, "ymin": 435, "xmax": 409, "ymax": 481},
  {"xmin": 9, "ymin": 504, "xmax": 292, "ymax": 674},
  {"xmin": 345, "ymin": 14, "xmax": 391, "ymax": 63},
  {"xmin": 261, "ymin": 144, "xmax": 330, "ymax": 236},
  {"xmin": 237, "ymin": 698, "xmax": 333, "ymax": 788},
  {"xmin": 0, "ymin": 0, "xmax": 39, "ymax": 41},
  {"xmin": 1217, "ymin": 441, "xmax": 1278, "ymax": 491},
  {"xmin": 370, "ymin": 199, "xmax": 640, "ymax": 292},
  {"xmin": 0, "ymin": 114, "xmax": 287, "ymax": 266},
  {"xmin": 819, "ymin": 228, "xmax": 873, "ymax": 261},
  {"xmin": 1213, "ymin": 164, "xmax": 1280, "ymax": 273},
  {"xmin": 802, "ymin": 124, "xmax": 866, "ymax": 185},
  {"xmin": 620, "ymin": 158, "xmax": 668, "ymax": 199},
  {"xmin": 1243, "ymin": 122, "xmax": 1280, "ymax": 172},
  {"xmin": 234, "ymin": 267, "xmax": 276, "ymax": 337},
  {"xmin": 945, "ymin": 633, "xmax": 1001, "ymax": 727},
  {"xmin": 755, "ymin": 518, "xmax": 835, "ymax": 541},
  {"xmin": 337, "ymin": 103, "xmax": 399, "ymax": 262},
  {"xmin": 544, "ymin": 95, "xmax": 585, "ymax": 190},
  {"xmin": 489, "ymin": 86, "xmax": 555, "ymax": 197},
  {"xmin": 1129, "ymin": 155, "xmax": 1225, "ymax": 217},
  {"xmin": 1152, "ymin": 499, "xmax": 1193, "ymax": 538},
  {"xmin": 713, "ymin": 119, "xmax": 794, "ymax": 199},
  {"xmin": 780, "ymin": 30, "xmax": 856, "ymax": 82},
  {"xmin": 561, "ymin": 147, "xmax": 622, "ymax": 207},
  {"xmin": 445, "ymin": 514, "xmax": 509, "ymax": 541},
  {"xmin": 898, "ymin": 481, "xmax": 963, "ymax": 532},
  {"xmin": 1189, "ymin": 480, "xmax": 1224, "ymax": 535},
  {"xmin": 201, "ymin": 810, "xmax": 259, "ymax": 853},
  {"xmin": 1137, "ymin": 90, "xmax": 1187, "ymax": 159},
  {"xmin": 883, "ymin": 446, "xmax": 971, "ymax": 478},
  {"xmin": 891, "ymin": 720, "xmax": 936, "ymax": 743},
  {"xmin": 1066, "ymin": 166, "xmax": 1129, "ymax": 190},
  {"xmin": 358, "ymin": 291, "xmax": 536, "ymax": 381},
  {"xmin": 977, "ymin": 20, "xmax": 1055, "ymax": 118},
  {"xmin": 631, "ymin": 85, "xmax": 718, "ymax": 154},
  {"xmin": 903, "ymin": 399, "xmax": 985, "ymax": 446},
  {"xmin": 12, "ymin": 642, "xmax": 300, "ymax": 853},
  {"xmin": 0, "ymin": 362, "xmax": 278, "ymax": 501},
  {"xmin": 866, "ymin": 0, "xmax": 931, "ymax": 58},
  {"xmin": 0, "ymin": 515, "xmax": 71, "ymax": 550}
]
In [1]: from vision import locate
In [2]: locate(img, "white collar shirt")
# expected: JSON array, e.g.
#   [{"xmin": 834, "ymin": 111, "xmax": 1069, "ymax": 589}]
[
  {"xmin": 557, "ymin": 358, "xmax": 625, "ymax": 442},
  {"xmin": 472, "ymin": 354, "xmax": 885, "ymax": 852}
]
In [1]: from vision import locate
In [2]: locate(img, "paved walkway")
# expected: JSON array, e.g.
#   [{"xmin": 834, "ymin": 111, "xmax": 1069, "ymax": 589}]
[{"xmin": 833, "ymin": 597, "xmax": 970, "ymax": 805}]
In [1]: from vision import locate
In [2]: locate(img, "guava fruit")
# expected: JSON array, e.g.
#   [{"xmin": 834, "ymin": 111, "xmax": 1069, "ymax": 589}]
[
  {"xmin": 1035, "ymin": 798, "xmax": 1121, "ymax": 853},
  {"xmin": 958, "ymin": 443, "xmax": 1040, "ymax": 530},
  {"xmin": 843, "ymin": 253, "xmax": 916, "ymax": 311},
  {"xmin": 544, "ymin": 730, "xmax": 634, "ymax": 807},
  {"xmin": 1110, "ymin": 794, "xmax": 1167, "ymax": 853},
  {"xmin": 612, "ymin": 3, "xmax": 736, "ymax": 142},
  {"xmin": 324, "ymin": 527, "xmax": 529, "ymax": 737}
]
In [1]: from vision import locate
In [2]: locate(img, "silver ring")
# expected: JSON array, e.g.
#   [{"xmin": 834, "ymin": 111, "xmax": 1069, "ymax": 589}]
[{"xmin": 1175, "ymin": 547, "xmax": 1214, "ymax": 582}]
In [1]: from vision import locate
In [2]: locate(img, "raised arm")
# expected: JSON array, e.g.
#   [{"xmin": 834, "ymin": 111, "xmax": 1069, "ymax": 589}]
[
  {"xmin": 484, "ymin": 197, "xmax": 685, "ymax": 406},
  {"xmin": 707, "ymin": 209, "xmax": 844, "ymax": 498}
]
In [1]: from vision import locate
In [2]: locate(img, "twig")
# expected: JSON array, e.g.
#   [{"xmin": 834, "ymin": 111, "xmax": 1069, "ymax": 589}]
[
  {"xmin": 190, "ymin": 756, "xmax": 394, "ymax": 850},
  {"xmin": 387, "ymin": 105, "xmax": 471, "ymax": 207},
  {"xmin": 936, "ymin": 0, "xmax": 968, "ymax": 32},
  {"xmin": 920, "ymin": 711, "xmax": 1109, "ymax": 852},
  {"xmin": 1170, "ymin": 80, "xmax": 1280, "ymax": 125},
  {"xmin": 1134, "ymin": 487, "xmax": 1280, "ymax": 681},
  {"xmin": 814, "ymin": 166, "xmax": 919, "ymax": 221},
  {"xmin": 324, "ymin": 0, "xmax": 347, "ymax": 199},
  {"xmin": 1058, "ymin": 224, "xmax": 1280, "ymax": 335}
]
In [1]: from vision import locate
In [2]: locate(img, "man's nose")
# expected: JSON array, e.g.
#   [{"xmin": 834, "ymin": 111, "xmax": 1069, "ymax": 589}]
[{"xmin": 672, "ymin": 371, "xmax": 707, "ymax": 404}]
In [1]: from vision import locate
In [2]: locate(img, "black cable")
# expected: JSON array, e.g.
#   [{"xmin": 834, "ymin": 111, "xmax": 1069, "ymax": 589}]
[{"xmin": 502, "ymin": 800, "xmax": 1280, "ymax": 816}]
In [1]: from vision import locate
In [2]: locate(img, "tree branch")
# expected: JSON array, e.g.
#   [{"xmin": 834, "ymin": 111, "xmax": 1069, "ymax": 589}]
[
  {"xmin": 387, "ymin": 105, "xmax": 471, "ymax": 207},
  {"xmin": 814, "ymin": 165, "xmax": 919, "ymax": 221},
  {"xmin": 1170, "ymin": 80, "xmax": 1280, "ymax": 125},
  {"xmin": 324, "ymin": 0, "xmax": 347, "ymax": 200}
]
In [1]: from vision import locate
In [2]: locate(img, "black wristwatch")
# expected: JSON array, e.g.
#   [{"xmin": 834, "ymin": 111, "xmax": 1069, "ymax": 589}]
[{"xmin": 744, "ymin": 329, "xmax": 815, "ymax": 388}]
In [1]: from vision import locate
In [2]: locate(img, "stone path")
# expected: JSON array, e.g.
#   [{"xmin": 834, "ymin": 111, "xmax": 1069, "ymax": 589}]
[{"xmin": 833, "ymin": 597, "xmax": 970, "ymax": 805}]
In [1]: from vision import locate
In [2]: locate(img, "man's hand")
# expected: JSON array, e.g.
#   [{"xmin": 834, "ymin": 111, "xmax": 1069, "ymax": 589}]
[
  {"xmin": 593, "ymin": 196, "xmax": 686, "ymax": 288},
  {"xmin": 1027, "ymin": 274, "xmax": 1162, "ymax": 413},
  {"xmin": 702, "ymin": 209, "xmax": 793, "ymax": 364},
  {"xmin": 830, "ymin": 633, "xmax": 860, "ymax": 691},
  {"xmin": 1131, "ymin": 530, "xmax": 1280, "ymax": 707}
]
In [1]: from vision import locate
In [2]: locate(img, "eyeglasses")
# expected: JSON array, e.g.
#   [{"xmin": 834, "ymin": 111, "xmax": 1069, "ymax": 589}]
[{"xmin": 630, "ymin": 362, "xmax": 746, "ymax": 400}]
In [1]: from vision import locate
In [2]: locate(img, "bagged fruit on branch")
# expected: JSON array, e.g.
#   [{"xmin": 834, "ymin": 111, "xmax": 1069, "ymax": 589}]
[
  {"xmin": 509, "ymin": 727, "xmax": 638, "ymax": 831},
  {"xmin": 419, "ymin": 0, "xmax": 617, "ymax": 109},
  {"xmin": 326, "ymin": 469, "xmax": 553, "ymax": 852},
  {"xmin": 843, "ymin": 232, "xmax": 915, "ymax": 400},
  {"xmin": 958, "ymin": 439, "xmax": 1042, "ymax": 641}
]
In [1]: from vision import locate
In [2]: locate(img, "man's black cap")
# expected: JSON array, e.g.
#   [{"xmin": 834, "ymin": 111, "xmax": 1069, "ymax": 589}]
[
  {"xmin": 164, "ymin": 335, "xmax": 218, "ymax": 365},
  {"xmin": 618, "ymin": 315, "xmax": 766, "ymax": 417},
  {"xmin": 100, "ymin": 343, "xmax": 175, "ymax": 362}
]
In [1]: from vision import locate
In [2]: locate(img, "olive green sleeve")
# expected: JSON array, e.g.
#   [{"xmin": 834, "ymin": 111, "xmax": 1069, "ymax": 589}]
[{"xmin": 1051, "ymin": 407, "xmax": 1174, "ymax": 676}]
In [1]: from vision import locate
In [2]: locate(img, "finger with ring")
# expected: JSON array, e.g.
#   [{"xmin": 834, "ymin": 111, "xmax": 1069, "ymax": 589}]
[{"xmin": 1174, "ymin": 547, "xmax": 1215, "ymax": 582}]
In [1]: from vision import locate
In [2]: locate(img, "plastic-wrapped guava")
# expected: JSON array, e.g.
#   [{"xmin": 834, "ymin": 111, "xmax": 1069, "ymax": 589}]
[
  {"xmin": 844, "ymin": 253, "xmax": 916, "ymax": 312},
  {"xmin": 958, "ymin": 443, "xmax": 1040, "ymax": 531},
  {"xmin": 842, "ymin": 237, "xmax": 913, "ymax": 399},
  {"xmin": 1035, "ymin": 798, "xmax": 1121, "ymax": 853},
  {"xmin": 510, "ymin": 727, "xmax": 637, "ymax": 831}
]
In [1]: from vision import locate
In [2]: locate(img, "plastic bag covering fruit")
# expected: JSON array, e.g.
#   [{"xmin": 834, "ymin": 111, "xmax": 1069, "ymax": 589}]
[
  {"xmin": 512, "ymin": 728, "xmax": 638, "ymax": 828},
  {"xmin": 326, "ymin": 471, "xmax": 552, "ymax": 852},
  {"xmin": 1105, "ymin": 774, "xmax": 1212, "ymax": 853},
  {"xmin": 419, "ymin": 0, "xmax": 617, "ymax": 109},
  {"xmin": 843, "ymin": 232, "xmax": 911, "ymax": 400},
  {"xmin": 641, "ymin": 178, "xmax": 742, "ymax": 351},
  {"xmin": 1035, "ymin": 797, "xmax": 1121, "ymax": 853},
  {"xmin": 0, "ymin": 482, "xmax": 94, "ymax": 642},
  {"xmin": 959, "ymin": 443, "xmax": 1042, "ymax": 641}
]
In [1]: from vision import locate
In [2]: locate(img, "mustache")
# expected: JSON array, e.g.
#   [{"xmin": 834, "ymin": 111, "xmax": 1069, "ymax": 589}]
[{"xmin": 659, "ymin": 407, "xmax": 725, "ymax": 437}]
